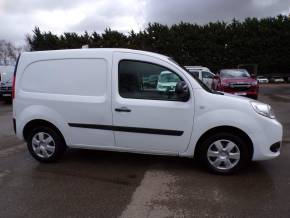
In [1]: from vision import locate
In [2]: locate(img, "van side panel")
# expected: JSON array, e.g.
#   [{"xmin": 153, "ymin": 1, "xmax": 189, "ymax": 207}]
[
  {"xmin": 17, "ymin": 58, "xmax": 115, "ymax": 148},
  {"xmin": 21, "ymin": 59, "xmax": 106, "ymax": 96}
]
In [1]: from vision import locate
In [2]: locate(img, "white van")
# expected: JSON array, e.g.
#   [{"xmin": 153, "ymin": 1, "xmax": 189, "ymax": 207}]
[
  {"xmin": 184, "ymin": 66, "xmax": 215, "ymax": 89},
  {"xmin": 157, "ymin": 71, "xmax": 180, "ymax": 92},
  {"xmin": 13, "ymin": 49, "xmax": 283, "ymax": 174}
]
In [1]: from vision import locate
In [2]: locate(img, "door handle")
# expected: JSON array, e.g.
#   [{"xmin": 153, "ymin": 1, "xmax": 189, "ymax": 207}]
[{"xmin": 115, "ymin": 107, "xmax": 131, "ymax": 112}]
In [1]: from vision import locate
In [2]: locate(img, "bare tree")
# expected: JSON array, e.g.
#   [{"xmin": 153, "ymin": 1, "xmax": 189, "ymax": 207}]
[{"xmin": 0, "ymin": 40, "xmax": 22, "ymax": 65}]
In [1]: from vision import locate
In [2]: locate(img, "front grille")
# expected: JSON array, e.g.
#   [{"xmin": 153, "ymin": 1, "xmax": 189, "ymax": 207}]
[{"xmin": 228, "ymin": 83, "xmax": 251, "ymax": 91}]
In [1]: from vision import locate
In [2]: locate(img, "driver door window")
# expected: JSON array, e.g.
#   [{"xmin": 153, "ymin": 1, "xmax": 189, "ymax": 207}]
[{"xmin": 119, "ymin": 60, "xmax": 185, "ymax": 101}]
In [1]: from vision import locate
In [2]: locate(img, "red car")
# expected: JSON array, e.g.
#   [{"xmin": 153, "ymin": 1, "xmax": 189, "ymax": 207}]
[{"xmin": 212, "ymin": 69, "xmax": 259, "ymax": 99}]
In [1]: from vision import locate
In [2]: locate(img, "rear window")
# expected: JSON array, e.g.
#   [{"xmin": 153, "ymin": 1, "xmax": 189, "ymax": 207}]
[
  {"xmin": 21, "ymin": 59, "xmax": 107, "ymax": 96},
  {"xmin": 0, "ymin": 66, "xmax": 14, "ymax": 81}
]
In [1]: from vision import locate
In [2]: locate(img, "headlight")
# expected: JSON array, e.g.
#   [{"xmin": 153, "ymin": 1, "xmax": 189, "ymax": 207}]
[
  {"xmin": 251, "ymin": 102, "xmax": 275, "ymax": 119},
  {"xmin": 252, "ymin": 81, "xmax": 258, "ymax": 86}
]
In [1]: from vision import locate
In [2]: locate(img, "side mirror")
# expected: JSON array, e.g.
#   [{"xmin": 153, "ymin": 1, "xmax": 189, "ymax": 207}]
[{"xmin": 175, "ymin": 81, "xmax": 190, "ymax": 101}]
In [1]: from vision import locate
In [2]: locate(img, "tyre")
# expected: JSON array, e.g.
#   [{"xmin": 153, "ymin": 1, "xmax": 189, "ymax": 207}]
[
  {"xmin": 27, "ymin": 126, "xmax": 66, "ymax": 162},
  {"xmin": 199, "ymin": 132, "xmax": 251, "ymax": 175}
]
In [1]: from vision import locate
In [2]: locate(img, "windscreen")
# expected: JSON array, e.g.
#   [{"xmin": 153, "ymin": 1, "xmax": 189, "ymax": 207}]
[{"xmin": 220, "ymin": 69, "xmax": 250, "ymax": 78}]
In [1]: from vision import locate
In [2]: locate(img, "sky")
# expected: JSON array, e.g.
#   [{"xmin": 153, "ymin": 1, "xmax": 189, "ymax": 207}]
[{"xmin": 0, "ymin": 0, "xmax": 289, "ymax": 46}]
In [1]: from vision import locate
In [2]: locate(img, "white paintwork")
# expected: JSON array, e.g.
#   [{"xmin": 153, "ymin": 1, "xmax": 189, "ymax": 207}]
[
  {"xmin": 21, "ymin": 59, "xmax": 107, "ymax": 96},
  {"xmin": 13, "ymin": 48, "xmax": 283, "ymax": 162}
]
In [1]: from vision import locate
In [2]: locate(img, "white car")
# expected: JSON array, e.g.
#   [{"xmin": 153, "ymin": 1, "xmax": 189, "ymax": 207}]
[
  {"xmin": 13, "ymin": 49, "xmax": 283, "ymax": 174},
  {"xmin": 157, "ymin": 71, "xmax": 180, "ymax": 92},
  {"xmin": 184, "ymin": 66, "xmax": 214, "ymax": 89},
  {"xmin": 257, "ymin": 76, "xmax": 269, "ymax": 84}
]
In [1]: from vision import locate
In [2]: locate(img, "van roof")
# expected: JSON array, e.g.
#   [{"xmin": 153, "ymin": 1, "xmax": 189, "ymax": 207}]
[
  {"xmin": 184, "ymin": 66, "xmax": 204, "ymax": 69},
  {"xmin": 21, "ymin": 48, "xmax": 170, "ymax": 63},
  {"xmin": 184, "ymin": 66, "xmax": 211, "ymax": 72}
]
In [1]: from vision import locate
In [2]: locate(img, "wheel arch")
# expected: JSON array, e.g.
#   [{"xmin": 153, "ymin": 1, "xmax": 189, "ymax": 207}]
[
  {"xmin": 194, "ymin": 125, "xmax": 254, "ymax": 159},
  {"xmin": 23, "ymin": 119, "xmax": 66, "ymax": 145}
]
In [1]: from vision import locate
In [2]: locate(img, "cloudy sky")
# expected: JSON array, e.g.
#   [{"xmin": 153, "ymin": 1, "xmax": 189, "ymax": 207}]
[{"xmin": 0, "ymin": 0, "xmax": 289, "ymax": 45}]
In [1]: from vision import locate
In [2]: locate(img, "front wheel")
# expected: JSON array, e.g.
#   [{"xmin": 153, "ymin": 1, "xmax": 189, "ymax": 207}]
[
  {"xmin": 199, "ymin": 133, "xmax": 251, "ymax": 175},
  {"xmin": 27, "ymin": 126, "xmax": 66, "ymax": 162}
]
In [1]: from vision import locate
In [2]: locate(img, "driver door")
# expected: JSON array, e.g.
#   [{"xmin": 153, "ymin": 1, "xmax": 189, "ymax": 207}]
[{"xmin": 111, "ymin": 52, "xmax": 195, "ymax": 154}]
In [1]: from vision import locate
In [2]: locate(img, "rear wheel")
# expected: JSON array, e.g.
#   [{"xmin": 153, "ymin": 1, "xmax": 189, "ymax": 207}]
[
  {"xmin": 199, "ymin": 132, "xmax": 251, "ymax": 175},
  {"xmin": 27, "ymin": 126, "xmax": 66, "ymax": 162}
]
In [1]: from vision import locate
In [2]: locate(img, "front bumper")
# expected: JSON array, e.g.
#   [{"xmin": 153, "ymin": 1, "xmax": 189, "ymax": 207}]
[
  {"xmin": 221, "ymin": 86, "xmax": 258, "ymax": 98},
  {"xmin": 270, "ymin": 142, "xmax": 281, "ymax": 153},
  {"xmin": 250, "ymin": 117, "xmax": 283, "ymax": 161}
]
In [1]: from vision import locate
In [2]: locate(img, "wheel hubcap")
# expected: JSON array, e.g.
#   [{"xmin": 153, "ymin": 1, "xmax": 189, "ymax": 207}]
[
  {"xmin": 207, "ymin": 139, "xmax": 240, "ymax": 171},
  {"xmin": 31, "ymin": 132, "xmax": 55, "ymax": 158}
]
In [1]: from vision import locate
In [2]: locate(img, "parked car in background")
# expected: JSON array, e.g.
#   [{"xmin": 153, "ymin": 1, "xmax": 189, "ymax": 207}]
[
  {"xmin": 143, "ymin": 74, "xmax": 159, "ymax": 88},
  {"xmin": 0, "ymin": 65, "xmax": 15, "ymax": 102},
  {"xmin": 257, "ymin": 76, "xmax": 269, "ymax": 84},
  {"xmin": 269, "ymin": 77, "xmax": 285, "ymax": 83},
  {"xmin": 157, "ymin": 71, "xmax": 180, "ymax": 92},
  {"xmin": 184, "ymin": 66, "xmax": 214, "ymax": 89},
  {"xmin": 213, "ymin": 69, "xmax": 259, "ymax": 100}
]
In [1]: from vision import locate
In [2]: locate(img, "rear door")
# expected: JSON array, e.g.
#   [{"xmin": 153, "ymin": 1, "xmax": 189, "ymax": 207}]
[
  {"xmin": 111, "ymin": 52, "xmax": 195, "ymax": 154},
  {"xmin": 0, "ymin": 67, "xmax": 14, "ymax": 97}
]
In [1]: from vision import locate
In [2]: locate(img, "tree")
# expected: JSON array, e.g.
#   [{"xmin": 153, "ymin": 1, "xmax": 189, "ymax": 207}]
[
  {"xmin": 26, "ymin": 15, "xmax": 290, "ymax": 75},
  {"xmin": 0, "ymin": 40, "xmax": 21, "ymax": 65}
]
